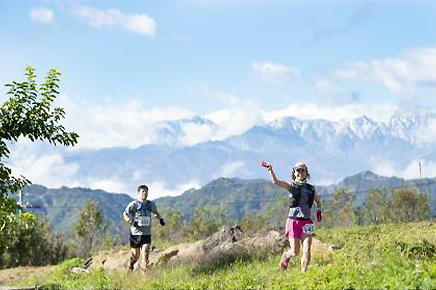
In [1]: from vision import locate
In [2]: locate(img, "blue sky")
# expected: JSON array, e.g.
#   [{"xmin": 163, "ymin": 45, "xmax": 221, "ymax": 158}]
[
  {"xmin": 2, "ymin": 1, "xmax": 436, "ymax": 115},
  {"xmin": 2, "ymin": 0, "xmax": 436, "ymax": 194}
]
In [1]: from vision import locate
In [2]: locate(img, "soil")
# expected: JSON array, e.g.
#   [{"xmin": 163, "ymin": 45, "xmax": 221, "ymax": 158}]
[{"xmin": 0, "ymin": 227, "xmax": 334, "ymax": 285}]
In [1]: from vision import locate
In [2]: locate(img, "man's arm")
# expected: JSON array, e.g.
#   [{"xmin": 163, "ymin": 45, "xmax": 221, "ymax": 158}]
[
  {"xmin": 123, "ymin": 203, "xmax": 135, "ymax": 224},
  {"xmin": 123, "ymin": 212, "xmax": 132, "ymax": 224},
  {"xmin": 152, "ymin": 203, "xmax": 165, "ymax": 226}
]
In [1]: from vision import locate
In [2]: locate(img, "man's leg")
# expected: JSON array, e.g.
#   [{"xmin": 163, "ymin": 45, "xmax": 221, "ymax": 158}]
[
  {"xmin": 129, "ymin": 248, "xmax": 140, "ymax": 271},
  {"xmin": 280, "ymin": 237, "xmax": 301, "ymax": 271},
  {"xmin": 300, "ymin": 233, "xmax": 313, "ymax": 272},
  {"xmin": 140, "ymin": 243, "xmax": 151, "ymax": 275}
]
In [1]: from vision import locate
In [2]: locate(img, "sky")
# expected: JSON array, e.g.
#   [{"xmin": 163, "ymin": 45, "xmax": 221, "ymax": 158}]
[{"xmin": 2, "ymin": 0, "xmax": 436, "ymax": 194}]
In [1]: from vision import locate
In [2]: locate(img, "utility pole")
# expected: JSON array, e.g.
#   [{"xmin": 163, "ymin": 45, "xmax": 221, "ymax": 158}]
[
  {"xmin": 419, "ymin": 161, "xmax": 422, "ymax": 179},
  {"xmin": 17, "ymin": 189, "xmax": 40, "ymax": 214}
]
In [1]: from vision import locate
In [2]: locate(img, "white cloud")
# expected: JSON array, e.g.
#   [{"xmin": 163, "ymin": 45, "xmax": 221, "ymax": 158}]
[
  {"xmin": 251, "ymin": 61, "xmax": 301, "ymax": 84},
  {"xmin": 413, "ymin": 117, "xmax": 436, "ymax": 144},
  {"xmin": 59, "ymin": 96, "xmax": 194, "ymax": 149},
  {"xmin": 217, "ymin": 161, "xmax": 245, "ymax": 178},
  {"xmin": 8, "ymin": 140, "xmax": 80, "ymax": 189},
  {"xmin": 206, "ymin": 104, "xmax": 264, "ymax": 140},
  {"xmin": 88, "ymin": 179, "xmax": 201, "ymax": 198},
  {"xmin": 180, "ymin": 123, "xmax": 216, "ymax": 146},
  {"xmin": 333, "ymin": 47, "xmax": 436, "ymax": 96},
  {"xmin": 88, "ymin": 179, "xmax": 130, "ymax": 194},
  {"xmin": 371, "ymin": 158, "xmax": 436, "ymax": 180},
  {"xmin": 314, "ymin": 78, "xmax": 360, "ymax": 103},
  {"xmin": 60, "ymin": 94, "xmax": 404, "ymax": 150},
  {"xmin": 73, "ymin": 6, "xmax": 156, "ymax": 36},
  {"xmin": 203, "ymin": 90, "xmax": 264, "ymax": 140},
  {"xmin": 30, "ymin": 8, "xmax": 54, "ymax": 24},
  {"xmin": 264, "ymin": 103, "xmax": 399, "ymax": 123},
  {"xmin": 147, "ymin": 180, "xmax": 200, "ymax": 199}
]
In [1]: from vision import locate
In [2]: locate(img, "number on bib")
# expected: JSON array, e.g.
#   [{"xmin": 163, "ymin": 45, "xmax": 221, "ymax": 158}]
[
  {"xmin": 302, "ymin": 223, "xmax": 315, "ymax": 234},
  {"xmin": 137, "ymin": 216, "xmax": 150, "ymax": 226}
]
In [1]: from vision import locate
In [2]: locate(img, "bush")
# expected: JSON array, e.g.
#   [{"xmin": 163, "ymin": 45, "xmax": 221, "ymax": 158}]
[{"xmin": 1, "ymin": 213, "xmax": 71, "ymax": 268}]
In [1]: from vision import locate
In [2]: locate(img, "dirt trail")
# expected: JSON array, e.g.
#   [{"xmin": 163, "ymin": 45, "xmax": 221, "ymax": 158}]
[
  {"xmin": 90, "ymin": 226, "xmax": 334, "ymax": 272},
  {"xmin": 0, "ymin": 227, "xmax": 334, "ymax": 284}
]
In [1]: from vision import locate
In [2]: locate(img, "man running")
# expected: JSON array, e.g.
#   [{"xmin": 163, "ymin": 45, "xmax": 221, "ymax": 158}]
[
  {"xmin": 262, "ymin": 161, "xmax": 323, "ymax": 272},
  {"xmin": 123, "ymin": 184, "xmax": 165, "ymax": 275}
]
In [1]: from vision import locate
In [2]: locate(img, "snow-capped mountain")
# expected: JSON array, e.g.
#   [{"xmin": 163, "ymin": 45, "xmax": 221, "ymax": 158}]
[{"xmin": 11, "ymin": 112, "xmax": 436, "ymax": 197}]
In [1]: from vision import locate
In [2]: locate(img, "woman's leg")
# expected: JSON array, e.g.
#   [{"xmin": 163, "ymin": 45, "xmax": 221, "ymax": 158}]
[
  {"xmin": 286, "ymin": 237, "xmax": 301, "ymax": 257},
  {"xmin": 300, "ymin": 233, "xmax": 313, "ymax": 272},
  {"xmin": 280, "ymin": 237, "xmax": 301, "ymax": 271}
]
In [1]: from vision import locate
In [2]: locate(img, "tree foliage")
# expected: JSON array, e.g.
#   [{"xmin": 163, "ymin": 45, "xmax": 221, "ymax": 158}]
[
  {"xmin": 187, "ymin": 207, "xmax": 227, "ymax": 241},
  {"xmin": 388, "ymin": 187, "xmax": 431, "ymax": 223},
  {"xmin": 0, "ymin": 67, "xmax": 79, "ymax": 197},
  {"xmin": 362, "ymin": 189, "xmax": 390, "ymax": 224},
  {"xmin": 322, "ymin": 188, "xmax": 357, "ymax": 228},
  {"xmin": 153, "ymin": 210, "xmax": 186, "ymax": 244},
  {"xmin": 72, "ymin": 201, "xmax": 104, "ymax": 257},
  {"xmin": 320, "ymin": 186, "xmax": 431, "ymax": 228},
  {"xmin": 0, "ymin": 67, "xmax": 79, "ymax": 268},
  {"xmin": 0, "ymin": 213, "xmax": 70, "ymax": 268}
]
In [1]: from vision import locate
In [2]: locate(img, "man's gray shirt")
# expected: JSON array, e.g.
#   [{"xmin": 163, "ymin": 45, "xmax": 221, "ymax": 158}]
[{"xmin": 124, "ymin": 200, "xmax": 158, "ymax": 236}]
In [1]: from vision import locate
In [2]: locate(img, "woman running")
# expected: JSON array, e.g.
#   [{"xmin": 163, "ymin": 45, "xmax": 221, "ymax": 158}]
[{"xmin": 262, "ymin": 161, "xmax": 323, "ymax": 272}]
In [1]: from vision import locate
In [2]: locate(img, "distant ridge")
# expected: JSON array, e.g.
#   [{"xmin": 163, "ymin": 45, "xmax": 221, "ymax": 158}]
[
  {"xmin": 32, "ymin": 112, "xmax": 436, "ymax": 194},
  {"xmin": 12, "ymin": 171, "xmax": 435, "ymax": 236}
]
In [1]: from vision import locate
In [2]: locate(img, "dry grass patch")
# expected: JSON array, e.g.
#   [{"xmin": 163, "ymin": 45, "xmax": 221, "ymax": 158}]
[{"xmin": 0, "ymin": 265, "xmax": 56, "ymax": 286}]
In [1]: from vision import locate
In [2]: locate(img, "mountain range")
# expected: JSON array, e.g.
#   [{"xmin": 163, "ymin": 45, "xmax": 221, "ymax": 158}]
[
  {"xmin": 57, "ymin": 112, "xmax": 436, "ymax": 196},
  {"xmin": 13, "ymin": 171, "xmax": 436, "ymax": 236},
  {"xmin": 8, "ymin": 112, "xmax": 436, "ymax": 198}
]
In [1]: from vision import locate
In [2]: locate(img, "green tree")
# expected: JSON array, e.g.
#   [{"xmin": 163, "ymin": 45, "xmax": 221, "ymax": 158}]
[
  {"xmin": 188, "ymin": 207, "xmax": 227, "ymax": 240},
  {"xmin": 388, "ymin": 187, "xmax": 431, "ymax": 223},
  {"xmin": 72, "ymin": 201, "xmax": 104, "ymax": 257},
  {"xmin": 2, "ymin": 213, "xmax": 70, "ymax": 268},
  {"xmin": 362, "ymin": 189, "xmax": 390, "ymax": 225},
  {"xmin": 323, "ymin": 187, "xmax": 357, "ymax": 228},
  {"xmin": 0, "ymin": 67, "xmax": 78, "ymax": 197},
  {"xmin": 153, "ymin": 210, "xmax": 187, "ymax": 245},
  {"xmin": 240, "ymin": 195, "xmax": 287, "ymax": 232},
  {"xmin": 0, "ymin": 67, "xmax": 78, "ymax": 267},
  {"xmin": 0, "ymin": 198, "xmax": 20, "ymax": 268}
]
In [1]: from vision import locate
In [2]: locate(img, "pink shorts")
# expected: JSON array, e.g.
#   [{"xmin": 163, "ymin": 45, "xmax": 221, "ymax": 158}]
[{"xmin": 284, "ymin": 218, "xmax": 313, "ymax": 239}]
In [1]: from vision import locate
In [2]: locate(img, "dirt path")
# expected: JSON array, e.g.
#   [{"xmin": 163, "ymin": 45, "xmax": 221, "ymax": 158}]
[{"xmin": 0, "ymin": 228, "xmax": 335, "ymax": 285}]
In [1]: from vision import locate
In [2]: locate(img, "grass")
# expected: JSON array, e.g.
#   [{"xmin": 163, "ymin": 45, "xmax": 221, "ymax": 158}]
[{"xmin": 3, "ymin": 221, "xmax": 436, "ymax": 289}]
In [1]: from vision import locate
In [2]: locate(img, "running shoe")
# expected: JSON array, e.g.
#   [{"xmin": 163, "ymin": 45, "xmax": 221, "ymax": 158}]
[{"xmin": 279, "ymin": 253, "xmax": 290, "ymax": 271}]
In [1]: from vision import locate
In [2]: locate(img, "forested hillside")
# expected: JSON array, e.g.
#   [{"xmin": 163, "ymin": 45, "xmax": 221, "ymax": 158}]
[{"xmin": 13, "ymin": 171, "xmax": 435, "ymax": 236}]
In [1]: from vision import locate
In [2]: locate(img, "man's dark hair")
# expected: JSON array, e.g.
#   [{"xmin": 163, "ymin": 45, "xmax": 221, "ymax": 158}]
[{"xmin": 137, "ymin": 184, "xmax": 148, "ymax": 192}]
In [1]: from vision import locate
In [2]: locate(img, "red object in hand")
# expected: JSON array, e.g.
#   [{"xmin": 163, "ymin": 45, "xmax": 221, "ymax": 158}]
[
  {"xmin": 260, "ymin": 161, "xmax": 271, "ymax": 168},
  {"xmin": 316, "ymin": 210, "xmax": 322, "ymax": 222}
]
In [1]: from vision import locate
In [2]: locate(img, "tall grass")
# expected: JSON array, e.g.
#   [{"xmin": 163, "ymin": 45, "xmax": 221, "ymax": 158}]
[{"xmin": 12, "ymin": 221, "xmax": 436, "ymax": 289}]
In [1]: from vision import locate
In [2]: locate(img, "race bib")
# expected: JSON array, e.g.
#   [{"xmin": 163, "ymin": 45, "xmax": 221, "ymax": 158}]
[
  {"xmin": 302, "ymin": 223, "xmax": 315, "ymax": 234},
  {"xmin": 137, "ymin": 216, "xmax": 150, "ymax": 227}
]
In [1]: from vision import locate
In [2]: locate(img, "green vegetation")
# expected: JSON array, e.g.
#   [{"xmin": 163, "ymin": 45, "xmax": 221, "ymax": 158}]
[
  {"xmin": 72, "ymin": 201, "xmax": 105, "ymax": 258},
  {"xmin": 0, "ymin": 67, "xmax": 78, "ymax": 197},
  {"xmin": 7, "ymin": 221, "xmax": 435, "ymax": 289},
  {"xmin": 0, "ymin": 67, "xmax": 78, "ymax": 269},
  {"xmin": 9, "ymin": 174, "xmax": 436, "ymax": 244}
]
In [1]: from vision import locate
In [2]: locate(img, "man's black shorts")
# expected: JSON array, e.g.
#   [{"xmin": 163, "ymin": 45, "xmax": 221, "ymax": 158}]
[{"xmin": 130, "ymin": 234, "xmax": 151, "ymax": 248}]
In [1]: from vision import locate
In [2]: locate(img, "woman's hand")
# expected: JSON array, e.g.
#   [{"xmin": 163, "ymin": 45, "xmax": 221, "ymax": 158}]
[
  {"xmin": 316, "ymin": 209, "xmax": 322, "ymax": 222},
  {"xmin": 260, "ymin": 161, "xmax": 272, "ymax": 170}
]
